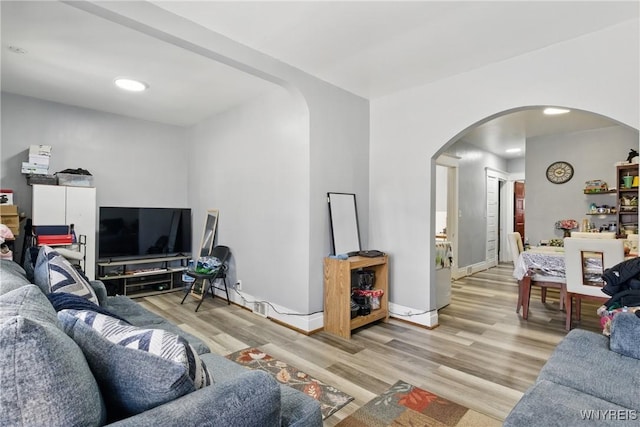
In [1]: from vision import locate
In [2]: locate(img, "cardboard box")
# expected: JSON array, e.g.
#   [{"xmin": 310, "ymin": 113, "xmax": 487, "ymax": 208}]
[
  {"xmin": 0, "ymin": 205, "xmax": 18, "ymax": 215},
  {"xmin": 0, "ymin": 189, "xmax": 13, "ymax": 205},
  {"xmin": 0, "ymin": 205, "xmax": 19, "ymax": 236},
  {"xmin": 0, "ymin": 215, "xmax": 19, "ymax": 236},
  {"xmin": 28, "ymin": 154, "xmax": 50, "ymax": 166},
  {"xmin": 29, "ymin": 145, "xmax": 52, "ymax": 157},
  {"xmin": 22, "ymin": 162, "xmax": 49, "ymax": 175}
]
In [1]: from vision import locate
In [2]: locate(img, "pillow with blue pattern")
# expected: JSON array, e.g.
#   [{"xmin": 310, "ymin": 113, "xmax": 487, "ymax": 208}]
[
  {"xmin": 34, "ymin": 246, "xmax": 98, "ymax": 305},
  {"xmin": 58, "ymin": 309, "xmax": 212, "ymax": 420}
]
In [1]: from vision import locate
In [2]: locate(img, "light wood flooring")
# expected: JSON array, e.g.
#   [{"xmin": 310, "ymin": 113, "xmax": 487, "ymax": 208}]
[{"xmin": 137, "ymin": 263, "xmax": 602, "ymax": 425}]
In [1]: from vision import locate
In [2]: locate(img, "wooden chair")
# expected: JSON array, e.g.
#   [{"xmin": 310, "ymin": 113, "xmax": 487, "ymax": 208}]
[
  {"xmin": 563, "ymin": 237, "xmax": 624, "ymax": 330},
  {"xmin": 509, "ymin": 232, "xmax": 566, "ymax": 319}
]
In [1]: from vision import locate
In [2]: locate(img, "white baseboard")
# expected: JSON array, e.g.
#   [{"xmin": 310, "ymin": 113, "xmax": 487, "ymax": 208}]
[
  {"xmin": 453, "ymin": 260, "xmax": 489, "ymax": 279},
  {"xmin": 212, "ymin": 286, "xmax": 323, "ymax": 333},
  {"xmin": 212, "ymin": 287, "xmax": 440, "ymax": 332},
  {"xmin": 388, "ymin": 302, "xmax": 439, "ymax": 328}
]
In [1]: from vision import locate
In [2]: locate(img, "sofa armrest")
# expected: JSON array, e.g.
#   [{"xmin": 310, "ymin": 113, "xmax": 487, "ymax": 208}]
[
  {"xmin": 106, "ymin": 370, "xmax": 281, "ymax": 427},
  {"xmin": 89, "ymin": 280, "xmax": 108, "ymax": 306}
]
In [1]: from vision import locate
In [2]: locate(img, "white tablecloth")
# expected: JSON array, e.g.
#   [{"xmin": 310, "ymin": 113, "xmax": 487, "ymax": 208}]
[{"xmin": 513, "ymin": 251, "xmax": 565, "ymax": 281}]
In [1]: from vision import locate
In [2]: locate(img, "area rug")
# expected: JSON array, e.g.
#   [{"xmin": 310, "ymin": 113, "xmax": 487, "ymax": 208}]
[
  {"xmin": 336, "ymin": 380, "xmax": 501, "ymax": 427},
  {"xmin": 226, "ymin": 347, "xmax": 354, "ymax": 419}
]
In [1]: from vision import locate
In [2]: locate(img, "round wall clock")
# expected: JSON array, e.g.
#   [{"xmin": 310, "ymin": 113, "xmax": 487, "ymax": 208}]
[{"xmin": 546, "ymin": 161, "xmax": 574, "ymax": 184}]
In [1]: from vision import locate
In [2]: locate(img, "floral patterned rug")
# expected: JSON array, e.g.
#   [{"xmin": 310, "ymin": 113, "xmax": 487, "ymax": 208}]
[
  {"xmin": 336, "ymin": 380, "xmax": 501, "ymax": 426},
  {"xmin": 226, "ymin": 347, "xmax": 353, "ymax": 419}
]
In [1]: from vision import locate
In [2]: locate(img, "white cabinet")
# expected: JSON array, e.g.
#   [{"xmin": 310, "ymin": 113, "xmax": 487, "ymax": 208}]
[{"xmin": 32, "ymin": 184, "xmax": 97, "ymax": 280}]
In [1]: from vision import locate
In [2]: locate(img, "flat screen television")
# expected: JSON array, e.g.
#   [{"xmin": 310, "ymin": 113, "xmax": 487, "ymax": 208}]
[{"xmin": 98, "ymin": 207, "xmax": 192, "ymax": 261}]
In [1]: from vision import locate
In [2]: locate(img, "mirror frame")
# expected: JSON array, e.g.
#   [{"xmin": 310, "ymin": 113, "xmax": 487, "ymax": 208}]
[
  {"xmin": 199, "ymin": 209, "xmax": 219, "ymax": 257},
  {"xmin": 328, "ymin": 192, "xmax": 361, "ymax": 255}
]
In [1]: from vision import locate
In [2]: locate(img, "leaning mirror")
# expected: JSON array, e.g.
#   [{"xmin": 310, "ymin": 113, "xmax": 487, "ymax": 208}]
[
  {"xmin": 328, "ymin": 193, "xmax": 361, "ymax": 255},
  {"xmin": 199, "ymin": 209, "xmax": 219, "ymax": 257}
]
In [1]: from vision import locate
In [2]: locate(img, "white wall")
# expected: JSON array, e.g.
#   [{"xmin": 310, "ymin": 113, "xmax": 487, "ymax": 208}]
[
  {"xmin": 370, "ymin": 20, "xmax": 639, "ymax": 327},
  {"xmin": 187, "ymin": 88, "xmax": 311, "ymax": 313},
  {"xmin": 525, "ymin": 126, "xmax": 638, "ymax": 246},
  {"xmin": 0, "ymin": 93, "xmax": 189, "ymax": 213},
  {"xmin": 86, "ymin": 2, "xmax": 371, "ymax": 324},
  {"xmin": 508, "ymin": 158, "xmax": 525, "ymax": 175}
]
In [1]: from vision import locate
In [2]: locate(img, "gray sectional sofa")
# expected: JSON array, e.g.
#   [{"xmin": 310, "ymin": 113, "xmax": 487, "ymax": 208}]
[
  {"xmin": 504, "ymin": 315, "xmax": 640, "ymax": 426},
  {"xmin": 0, "ymin": 257, "xmax": 322, "ymax": 427}
]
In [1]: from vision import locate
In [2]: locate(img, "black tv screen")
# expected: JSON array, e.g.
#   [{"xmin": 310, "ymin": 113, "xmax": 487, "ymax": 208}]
[{"xmin": 98, "ymin": 207, "xmax": 192, "ymax": 260}]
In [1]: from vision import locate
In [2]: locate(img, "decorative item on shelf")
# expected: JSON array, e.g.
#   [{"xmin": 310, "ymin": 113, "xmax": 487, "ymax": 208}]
[
  {"xmin": 549, "ymin": 239, "xmax": 564, "ymax": 247},
  {"xmin": 626, "ymin": 149, "xmax": 638, "ymax": 163},
  {"xmin": 555, "ymin": 219, "xmax": 579, "ymax": 238},
  {"xmin": 620, "ymin": 196, "xmax": 639, "ymax": 211},
  {"xmin": 584, "ymin": 180, "xmax": 609, "ymax": 193}
]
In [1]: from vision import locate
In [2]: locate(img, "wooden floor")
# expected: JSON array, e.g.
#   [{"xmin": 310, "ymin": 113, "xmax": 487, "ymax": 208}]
[{"xmin": 137, "ymin": 263, "xmax": 602, "ymax": 425}]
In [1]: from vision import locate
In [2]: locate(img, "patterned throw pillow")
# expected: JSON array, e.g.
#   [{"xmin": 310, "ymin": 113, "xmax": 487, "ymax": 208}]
[
  {"xmin": 58, "ymin": 309, "xmax": 212, "ymax": 418},
  {"xmin": 34, "ymin": 246, "xmax": 98, "ymax": 305}
]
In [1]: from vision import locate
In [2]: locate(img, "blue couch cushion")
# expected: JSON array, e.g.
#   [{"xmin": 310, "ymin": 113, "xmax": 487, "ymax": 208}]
[
  {"xmin": 34, "ymin": 246, "xmax": 98, "ymax": 304},
  {"xmin": 538, "ymin": 329, "xmax": 640, "ymax": 411},
  {"xmin": 504, "ymin": 379, "xmax": 636, "ymax": 426},
  {"xmin": 0, "ymin": 285, "xmax": 106, "ymax": 426},
  {"xmin": 58, "ymin": 309, "xmax": 212, "ymax": 420},
  {"xmin": 0, "ymin": 259, "xmax": 31, "ymax": 295},
  {"xmin": 610, "ymin": 312, "xmax": 640, "ymax": 359}
]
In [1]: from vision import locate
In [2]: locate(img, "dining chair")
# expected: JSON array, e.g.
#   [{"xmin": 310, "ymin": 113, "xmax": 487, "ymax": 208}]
[
  {"xmin": 570, "ymin": 232, "xmax": 617, "ymax": 239},
  {"xmin": 563, "ymin": 237, "xmax": 624, "ymax": 330},
  {"xmin": 507, "ymin": 232, "xmax": 524, "ymax": 266},
  {"xmin": 510, "ymin": 232, "xmax": 566, "ymax": 319}
]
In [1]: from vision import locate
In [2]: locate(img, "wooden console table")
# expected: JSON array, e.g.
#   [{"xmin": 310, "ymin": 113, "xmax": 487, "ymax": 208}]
[{"xmin": 323, "ymin": 255, "xmax": 389, "ymax": 339}]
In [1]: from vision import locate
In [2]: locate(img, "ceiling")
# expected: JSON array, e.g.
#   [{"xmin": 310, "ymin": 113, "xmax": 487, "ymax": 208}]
[{"xmin": 2, "ymin": 1, "xmax": 637, "ymax": 157}]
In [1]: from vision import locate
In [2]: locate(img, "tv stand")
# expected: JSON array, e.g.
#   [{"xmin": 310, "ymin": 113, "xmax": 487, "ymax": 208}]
[{"xmin": 97, "ymin": 255, "xmax": 189, "ymax": 298}]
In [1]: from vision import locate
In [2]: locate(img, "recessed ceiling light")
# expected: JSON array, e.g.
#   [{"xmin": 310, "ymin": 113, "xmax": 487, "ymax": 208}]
[
  {"xmin": 543, "ymin": 107, "xmax": 570, "ymax": 115},
  {"xmin": 505, "ymin": 148, "xmax": 522, "ymax": 154},
  {"xmin": 114, "ymin": 78, "xmax": 148, "ymax": 92}
]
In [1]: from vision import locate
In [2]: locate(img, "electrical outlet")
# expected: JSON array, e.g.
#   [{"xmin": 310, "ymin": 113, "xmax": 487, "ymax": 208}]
[{"xmin": 236, "ymin": 280, "xmax": 242, "ymax": 290}]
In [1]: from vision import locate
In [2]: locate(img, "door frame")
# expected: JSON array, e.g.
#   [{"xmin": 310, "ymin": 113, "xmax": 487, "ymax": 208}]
[
  {"xmin": 486, "ymin": 167, "xmax": 509, "ymax": 266},
  {"xmin": 503, "ymin": 172, "xmax": 525, "ymax": 262},
  {"xmin": 435, "ymin": 154, "xmax": 459, "ymax": 279}
]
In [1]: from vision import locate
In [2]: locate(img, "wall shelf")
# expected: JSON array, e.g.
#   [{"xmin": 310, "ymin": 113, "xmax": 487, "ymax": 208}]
[
  {"xmin": 617, "ymin": 163, "xmax": 639, "ymax": 235},
  {"xmin": 584, "ymin": 190, "xmax": 616, "ymax": 195}
]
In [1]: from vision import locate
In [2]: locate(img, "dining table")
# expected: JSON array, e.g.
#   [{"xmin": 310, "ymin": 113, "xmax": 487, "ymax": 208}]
[{"xmin": 513, "ymin": 247, "xmax": 565, "ymax": 282}]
